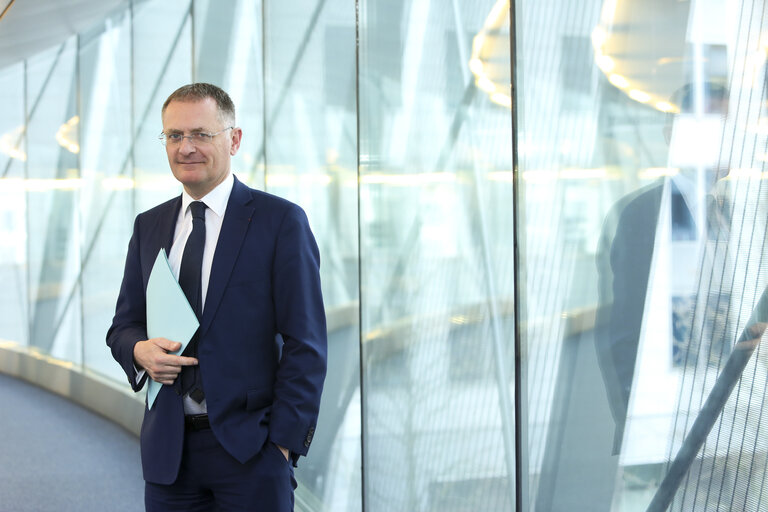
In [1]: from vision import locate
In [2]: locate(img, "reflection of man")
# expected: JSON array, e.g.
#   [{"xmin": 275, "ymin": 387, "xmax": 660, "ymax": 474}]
[
  {"xmin": 107, "ymin": 83, "xmax": 327, "ymax": 511},
  {"xmin": 595, "ymin": 82, "xmax": 728, "ymax": 453}
]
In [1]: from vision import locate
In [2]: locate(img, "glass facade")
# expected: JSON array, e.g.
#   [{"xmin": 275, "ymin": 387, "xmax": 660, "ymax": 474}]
[
  {"xmin": 0, "ymin": 1, "xmax": 513, "ymax": 511},
  {"xmin": 517, "ymin": 0, "xmax": 768, "ymax": 510},
  {"xmin": 358, "ymin": 1, "xmax": 515, "ymax": 510},
  {"xmin": 4, "ymin": 0, "xmax": 768, "ymax": 510}
]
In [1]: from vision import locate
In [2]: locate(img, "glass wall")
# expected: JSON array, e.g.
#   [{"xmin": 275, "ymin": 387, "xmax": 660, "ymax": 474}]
[
  {"xmin": 358, "ymin": 1, "xmax": 515, "ymax": 510},
  {"xmin": 7, "ymin": 0, "xmax": 768, "ymax": 509},
  {"xmin": 0, "ymin": 61, "xmax": 27, "ymax": 346},
  {"xmin": 79, "ymin": 6, "xmax": 134, "ymax": 379},
  {"xmin": 0, "ymin": 0, "xmax": 514, "ymax": 511},
  {"xmin": 516, "ymin": 0, "xmax": 768, "ymax": 510}
]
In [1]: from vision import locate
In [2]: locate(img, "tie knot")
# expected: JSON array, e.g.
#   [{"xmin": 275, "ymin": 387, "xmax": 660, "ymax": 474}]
[{"xmin": 189, "ymin": 201, "xmax": 207, "ymax": 220}]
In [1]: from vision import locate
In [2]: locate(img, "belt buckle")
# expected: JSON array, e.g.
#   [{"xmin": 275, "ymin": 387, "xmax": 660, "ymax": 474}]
[{"xmin": 185, "ymin": 414, "xmax": 209, "ymax": 431}]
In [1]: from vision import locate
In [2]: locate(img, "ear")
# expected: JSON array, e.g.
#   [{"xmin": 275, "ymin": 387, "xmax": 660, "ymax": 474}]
[{"xmin": 230, "ymin": 127, "xmax": 243, "ymax": 156}]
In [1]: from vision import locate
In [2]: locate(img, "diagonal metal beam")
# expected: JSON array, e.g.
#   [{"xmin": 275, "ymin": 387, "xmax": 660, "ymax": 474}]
[{"xmin": 2, "ymin": 42, "xmax": 67, "ymax": 180}]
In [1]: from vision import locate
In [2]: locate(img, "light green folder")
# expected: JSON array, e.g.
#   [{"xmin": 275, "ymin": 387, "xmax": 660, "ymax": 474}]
[{"xmin": 145, "ymin": 249, "xmax": 200, "ymax": 409}]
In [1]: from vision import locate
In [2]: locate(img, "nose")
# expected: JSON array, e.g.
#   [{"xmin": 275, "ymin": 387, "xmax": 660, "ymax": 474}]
[{"xmin": 178, "ymin": 136, "xmax": 197, "ymax": 154}]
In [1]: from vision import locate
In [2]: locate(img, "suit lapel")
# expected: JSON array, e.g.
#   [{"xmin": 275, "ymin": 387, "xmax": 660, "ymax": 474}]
[
  {"xmin": 200, "ymin": 176, "xmax": 255, "ymax": 337},
  {"xmin": 142, "ymin": 197, "xmax": 181, "ymax": 281},
  {"xmin": 162, "ymin": 197, "xmax": 182, "ymax": 254}
]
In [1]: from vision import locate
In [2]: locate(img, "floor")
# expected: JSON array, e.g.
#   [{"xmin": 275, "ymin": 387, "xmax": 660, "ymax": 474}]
[{"xmin": 0, "ymin": 373, "xmax": 144, "ymax": 512}]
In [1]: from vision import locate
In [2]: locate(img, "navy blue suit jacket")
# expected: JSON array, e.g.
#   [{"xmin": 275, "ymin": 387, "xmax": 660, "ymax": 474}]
[{"xmin": 107, "ymin": 176, "xmax": 327, "ymax": 484}]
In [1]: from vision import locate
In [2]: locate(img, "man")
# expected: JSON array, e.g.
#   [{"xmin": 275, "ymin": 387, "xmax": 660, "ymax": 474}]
[
  {"xmin": 594, "ymin": 81, "xmax": 729, "ymax": 454},
  {"xmin": 107, "ymin": 83, "xmax": 327, "ymax": 511}
]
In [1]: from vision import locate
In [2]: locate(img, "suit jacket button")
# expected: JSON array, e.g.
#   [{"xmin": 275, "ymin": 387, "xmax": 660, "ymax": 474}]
[{"xmin": 305, "ymin": 427, "xmax": 315, "ymax": 447}]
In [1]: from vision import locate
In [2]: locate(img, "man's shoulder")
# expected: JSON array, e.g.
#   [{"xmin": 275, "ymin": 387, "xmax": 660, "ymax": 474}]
[
  {"xmin": 137, "ymin": 195, "xmax": 181, "ymax": 220},
  {"xmin": 613, "ymin": 180, "xmax": 664, "ymax": 217},
  {"xmin": 236, "ymin": 178, "xmax": 305, "ymax": 215}
]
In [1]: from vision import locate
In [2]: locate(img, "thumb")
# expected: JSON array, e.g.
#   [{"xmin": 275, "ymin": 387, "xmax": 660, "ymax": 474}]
[{"xmin": 153, "ymin": 337, "xmax": 182, "ymax": 352}]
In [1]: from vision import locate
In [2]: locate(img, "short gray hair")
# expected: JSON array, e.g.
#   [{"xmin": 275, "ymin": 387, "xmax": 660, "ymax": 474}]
[{"xmin": 162, "ymin": 83, "xmax": 236, "ymax": 125}]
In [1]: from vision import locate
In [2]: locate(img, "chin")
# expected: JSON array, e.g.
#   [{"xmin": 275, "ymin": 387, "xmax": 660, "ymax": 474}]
[{"xmin": 173, "ymin": 169, "xmax": 202, "ymax": 181}]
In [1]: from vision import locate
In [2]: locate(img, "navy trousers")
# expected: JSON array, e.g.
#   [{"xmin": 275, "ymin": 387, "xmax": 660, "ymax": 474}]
[{"xmin": 145, "ymin": 426, "xmax": 296, "ymax": 512}]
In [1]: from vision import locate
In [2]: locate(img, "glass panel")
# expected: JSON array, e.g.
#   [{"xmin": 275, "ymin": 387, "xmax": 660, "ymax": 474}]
[
  {"xmin": 358, "ymin": 0, "xmax": 515, "ymax": 510},
  {"xmin": 516, "ymin": 0, "xmax": 768, "ymax": 509},
  {"xmin": 194, "ymin": 0, "xmax": 266, "ymax": 188},
  {"xmin": 25, "ymin": 38, "xmax": 82, "ymax": 362},
  {"xmin": 264, "ymin": 0, "xmax": 362, "ymax": 509},
  {"xmin": 0, "ymin": 62, "xmax": 28, "ymax": 346},
  {"xmin": 133, "ymin": 0, "xmax": 193, "ymax": 213},
  {"xmin": 79, "ymin": 9, "xmax": 135, "ymax": 379}
]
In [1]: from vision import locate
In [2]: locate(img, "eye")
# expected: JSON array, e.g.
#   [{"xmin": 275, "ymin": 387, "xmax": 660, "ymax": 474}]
[
  {"xmin": 167, "ymin": 133, "xmax": 183, "ymax": 142},
  {"xmin": 191, "ymin": 132, "xmax": 213, "ymax": 141}
]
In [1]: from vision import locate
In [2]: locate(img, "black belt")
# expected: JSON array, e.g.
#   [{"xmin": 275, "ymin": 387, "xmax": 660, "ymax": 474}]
[{"xmin": 184, "ymin": 414, "xmax": 210, "ymax": 431}]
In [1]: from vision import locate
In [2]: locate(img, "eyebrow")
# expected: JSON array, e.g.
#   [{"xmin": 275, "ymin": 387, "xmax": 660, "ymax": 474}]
[{"xmin": 165, "ymin": 127, "xmax": 209, "ymax": 134}]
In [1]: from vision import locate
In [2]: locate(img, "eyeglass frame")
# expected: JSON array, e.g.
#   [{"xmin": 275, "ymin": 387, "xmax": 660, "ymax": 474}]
[{"xmin": 158, "ymin": 126, "xmax": 234, "ymax": 146}]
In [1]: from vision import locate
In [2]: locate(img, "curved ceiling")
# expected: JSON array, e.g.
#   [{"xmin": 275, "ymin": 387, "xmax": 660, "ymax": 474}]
[{"xmin": 0, "ymin": 0, "xmax": 129, "ymax": 71}]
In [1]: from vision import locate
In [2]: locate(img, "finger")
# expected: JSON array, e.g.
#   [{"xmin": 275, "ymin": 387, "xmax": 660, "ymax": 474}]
[
  {"xmin": 736, "ymin": 337, "xmax": 760, "ymax": 350},
  {"xmin": 146, "ymin": 361, "xmax": 183, "ymax": 380},
  {"xmin": 151, "ymin": 368, "xmax": 183, "ymax": 382},
  {"xmin": 153, "ymin": 353, "xmax": 193, "ymax": 367},
  {"xmin": 151, "ymin": 337, "xmax": 182, "ymax": 352},
  {"xmin": 153, "ymin": 355, "xmax": 197, "ymax": 368},
  {"xmin": 749, "ymin": 322, "xmax": 768, "ymax": 337},
  {"xmin": 154, "ymin": 363, "xmax": 184, "ymax": 374},
  {"xmin": 148, "ymin": 372, "xmax": 171, "ymax": 384},
  {"xmin": 150, "ymin": 373, "xmax": 171, "ymax": 384}
]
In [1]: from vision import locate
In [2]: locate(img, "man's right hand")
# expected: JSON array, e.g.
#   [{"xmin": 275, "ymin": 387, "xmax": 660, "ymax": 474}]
[
  {"xmin": 740, "ymin": 322, "xmax": 768, "ymax": 350},
  {"xmin": 133, "ymin": 338, "xmax": 198, "ymax": 385}
]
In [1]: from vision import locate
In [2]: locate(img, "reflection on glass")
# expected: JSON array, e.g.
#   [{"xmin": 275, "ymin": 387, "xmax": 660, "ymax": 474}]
[
  {"xmin": 519, "ymin": 0, "xmax": 768, "ymax": 509},
  {"xmin": 359, "ymin": 0, "xmax": 514, "ymax": 510}
]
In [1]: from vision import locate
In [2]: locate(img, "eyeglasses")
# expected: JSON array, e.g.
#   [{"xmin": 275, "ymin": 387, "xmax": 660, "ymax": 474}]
[{"xmin": 158, "ymin": 127, "xmax": 233, "ymax": 146}]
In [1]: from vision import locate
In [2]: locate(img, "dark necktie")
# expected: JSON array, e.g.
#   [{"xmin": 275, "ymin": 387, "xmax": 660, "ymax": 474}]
[{"xmin": 178, "ymin": 201, "xmax": 206, "ymax": 403}]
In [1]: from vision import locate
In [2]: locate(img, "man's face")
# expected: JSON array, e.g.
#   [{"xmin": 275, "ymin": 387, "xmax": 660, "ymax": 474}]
[{"xmin": 162, "ymin": 98, "xmax": 242, "ymax": 199}]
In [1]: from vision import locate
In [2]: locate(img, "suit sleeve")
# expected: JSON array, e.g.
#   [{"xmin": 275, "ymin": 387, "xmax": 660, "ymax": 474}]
[
  {"xmin": 106, "ymin": 215, "xmax": 149, "ymax": 392},
  {"xmin": 268, "ymin": 204, "xmax": 327, "ymax": 459}
]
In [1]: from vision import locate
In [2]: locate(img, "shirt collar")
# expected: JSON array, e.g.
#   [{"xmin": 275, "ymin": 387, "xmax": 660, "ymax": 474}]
[{"xmin": 180, "ymin": 173, "xmax": 234, "ymax": 218}]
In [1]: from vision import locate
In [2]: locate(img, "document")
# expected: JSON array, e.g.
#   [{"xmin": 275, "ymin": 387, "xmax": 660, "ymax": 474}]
[{"xmin": 145, "ymin": 249, "xmax": 199, "ymax": 409}]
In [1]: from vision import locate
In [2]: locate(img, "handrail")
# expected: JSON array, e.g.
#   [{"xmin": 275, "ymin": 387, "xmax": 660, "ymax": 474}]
[{"xmin": 645, "ymin": 293, "xmax": 768, "ymax": 512}]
